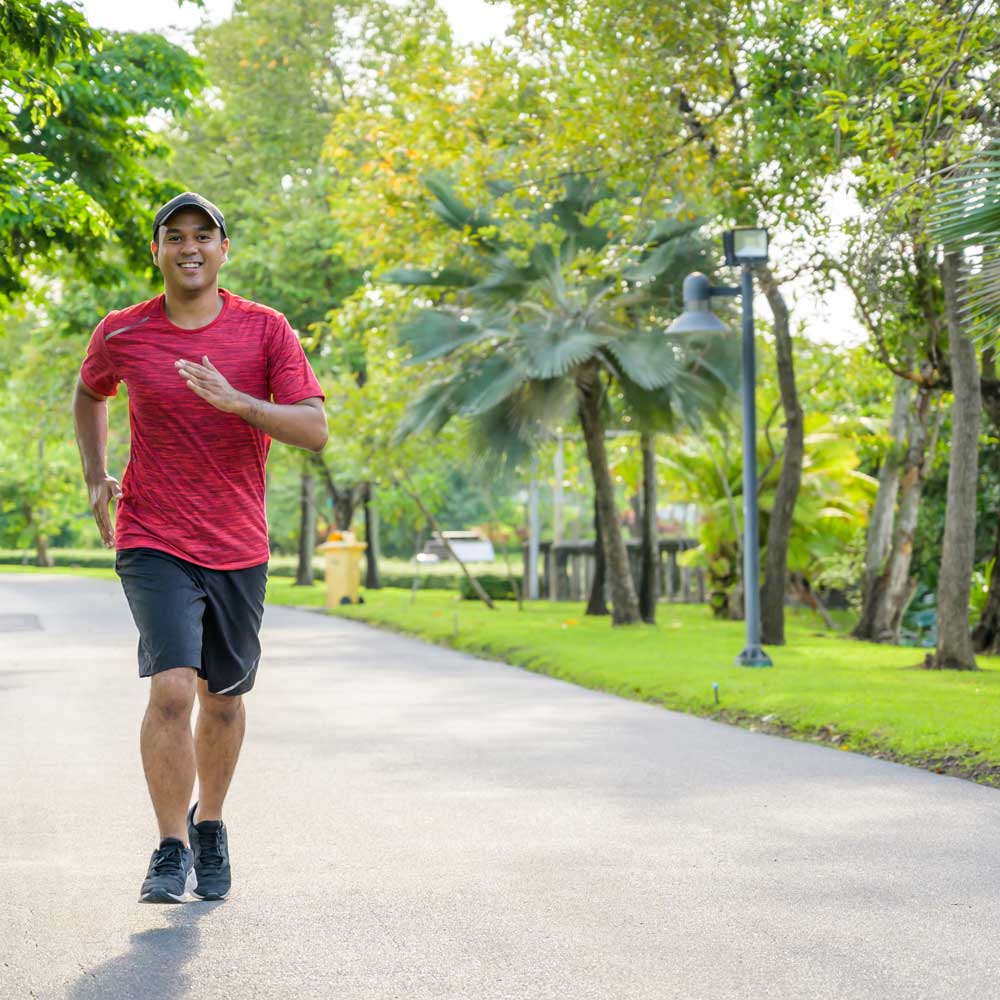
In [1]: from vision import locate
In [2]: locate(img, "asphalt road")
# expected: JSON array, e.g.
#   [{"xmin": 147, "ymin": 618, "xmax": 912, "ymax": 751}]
[{"xmin": 1, "ymin": 574, "xmax": 998, "ymax": 1000}]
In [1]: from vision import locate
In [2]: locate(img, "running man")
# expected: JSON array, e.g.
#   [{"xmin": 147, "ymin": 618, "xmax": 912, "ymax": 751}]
[{"xmin": 73, "ymin": 192, "xmax": 327, "ymax": 902}]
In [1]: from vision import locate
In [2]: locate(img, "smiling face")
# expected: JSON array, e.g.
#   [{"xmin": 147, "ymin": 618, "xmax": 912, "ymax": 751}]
[{"xmin": 150, "ymin": 207, "xmax": 229, "ymax": 299}]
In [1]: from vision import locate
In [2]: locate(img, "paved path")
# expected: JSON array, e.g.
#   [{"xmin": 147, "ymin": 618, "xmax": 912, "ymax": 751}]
[{"xmin": 1, "ymin": 574, "xmax": 999, "ymax": 1000}]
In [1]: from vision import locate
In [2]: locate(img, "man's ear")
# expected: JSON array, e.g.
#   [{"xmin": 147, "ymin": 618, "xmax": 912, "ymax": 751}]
[
  {"xmin": 221, "ymin": 237, "xmax": 230, "ymax": 264},
  {"xmin": 150, "ymin": 240, "xmax": 160, "ymax": 267}
]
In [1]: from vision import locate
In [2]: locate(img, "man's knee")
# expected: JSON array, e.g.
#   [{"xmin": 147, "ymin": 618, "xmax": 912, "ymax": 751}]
[
  {"xmin": 148, "ymin": 668, "xmax": 197, "ymax": 722},
  {"xmin": 197, "ymin": 685, "xmax": 244, "ymax": 725}
]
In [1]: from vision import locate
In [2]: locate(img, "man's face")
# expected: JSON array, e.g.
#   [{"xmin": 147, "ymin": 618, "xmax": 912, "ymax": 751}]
[{"xmin": 150, "ymin": 207, "xmax": 229, "ymax": 295}]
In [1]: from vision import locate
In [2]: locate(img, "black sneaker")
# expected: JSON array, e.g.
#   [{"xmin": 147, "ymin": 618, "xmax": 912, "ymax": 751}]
[
  {"xmin": 187, "ymin": 803, "xmax": 231, "ymax": 900},
  {"xmin": 139, "ymin": 838, "xmax": 196, "ymax": 903}
]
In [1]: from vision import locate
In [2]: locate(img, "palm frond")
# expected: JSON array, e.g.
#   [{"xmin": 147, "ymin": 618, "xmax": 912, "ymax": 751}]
[
  {"xmin": 469, "ymin": 257, "xmax": 538, "ymax": 296},
  {"xmin": 467, "ymin": 400, "xmax": 535, "ymax": 471},
  {"xmin": 398, "ymin": 310, "xmax": 489, "ymax": 365},
  {"xmin": 379, "ymin": 266, "xmax": 477, "ymax": 288},
  {"xmin": 393, "ymin": 378, "xmax": 461, "ymax": 442},
  {"xmin": 453, "ymin": 353, "xmax": 527, "ymax": 415},
  {"xmin": 930, "ymin": 142, "xmax": 1000, "ymax": 345},
  {"xmin": 603, "ymin": 332, "xmax": 683, "ymax": 390},
  {"xmin": 520, "ymin": 323, "xmax": 609, "ymax": 378},
  {"xmin": 505, "ymin": 377, "xmax": 577, "ymax": 431},
  {"xmin": 932, "ymin": 145, "xmax": 1000, "ymax": 245},
  {"xmin": 422, "ymin": 171, "xmax": 497, "ymax": 239}
]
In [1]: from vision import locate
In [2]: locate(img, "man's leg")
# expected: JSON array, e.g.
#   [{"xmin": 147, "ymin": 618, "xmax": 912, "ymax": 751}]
[
  {"xmin": 140, "ymin": 667, "xmax": 198, "ymax": 843},
  {"xmin": 193, "ymin": 678, "xmax": 245, "ymax": 822}
]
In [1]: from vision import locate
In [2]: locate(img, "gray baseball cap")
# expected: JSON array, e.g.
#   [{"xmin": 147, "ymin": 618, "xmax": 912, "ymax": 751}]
[{"xmin": 152, "ymin": 192, "xmax": 227, "ymax": 242}]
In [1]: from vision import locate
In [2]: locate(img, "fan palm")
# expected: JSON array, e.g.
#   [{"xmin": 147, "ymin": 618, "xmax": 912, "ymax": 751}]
[
  {"xmin": 384, "ymin": 174, "xmax": 737, "ymax": 625},
  {"xmin": 932, "ymin": 141, "xmax": 1000, "ymax": 344}
]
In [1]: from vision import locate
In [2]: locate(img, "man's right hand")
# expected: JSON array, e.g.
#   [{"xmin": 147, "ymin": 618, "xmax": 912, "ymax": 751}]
[{"xmin": 88, "ymin": 475, "xmax": 123, "ymax": 548}]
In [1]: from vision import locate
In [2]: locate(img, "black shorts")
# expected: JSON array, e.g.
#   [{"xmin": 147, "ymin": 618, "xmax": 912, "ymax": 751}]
[{"xmin": 115, "ymin": 547, "xmax": 268, "ymax": 696}]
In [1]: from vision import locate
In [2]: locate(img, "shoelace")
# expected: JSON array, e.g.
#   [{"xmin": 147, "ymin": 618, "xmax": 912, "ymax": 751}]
[
  {"xmin": 196, "ymin": 826, "xmax": 225, "ymax": 872},
  {"xmin": 151, "ymin": 842, "xmax": 186, "ymax": 875}
]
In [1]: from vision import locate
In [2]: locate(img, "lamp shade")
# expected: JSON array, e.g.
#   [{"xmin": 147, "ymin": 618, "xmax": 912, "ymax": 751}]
[{"xmin": 666, "ymin": 272, "xmax": 729, "ymax": 334}]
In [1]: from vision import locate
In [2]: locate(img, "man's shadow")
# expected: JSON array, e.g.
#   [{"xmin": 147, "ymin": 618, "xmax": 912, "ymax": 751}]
[{"xmin": 70, "ymin": 901, "xmax": 223, "ymax": 1000}]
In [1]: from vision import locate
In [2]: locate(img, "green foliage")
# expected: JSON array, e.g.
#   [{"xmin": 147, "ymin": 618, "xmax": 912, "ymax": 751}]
[
  {"xmin": 388, "ymin": 173, "xmax": 736, "ymax": 462},
  {"xmin": 932, "ymin": 141, "xmax": 1000, "ymax": 345},
  {"xmin": 459, "ymin": 574, "xmax": 521, "ymax": 601},
  {"xmin": 316, "ymin": 587, "xmax": 1000, "ymax": 786},
  {"xmin": 662, "ymin": 397, "xmax": 876, "ymax": 615},
  {"xmin": 1, "ymin": 2, "xmax": 203, "ymax": 300}
]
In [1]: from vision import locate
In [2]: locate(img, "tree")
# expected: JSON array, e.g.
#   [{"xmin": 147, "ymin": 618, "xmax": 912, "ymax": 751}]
[
  {"xmin": 386, "ymin": 174, "xmax": 735, "ymax": 625},
  {"xmin": 1, "ymin": 1, "xmax": 203, "ymax": 300}
]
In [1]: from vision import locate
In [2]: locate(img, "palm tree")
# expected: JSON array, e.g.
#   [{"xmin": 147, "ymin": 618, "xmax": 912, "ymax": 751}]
[
  {"xmin": 933, "ymin": 140, "xmax": 1000, "ymax": 343},
  {"xmin": 384, "ymin": 174, "xmax": 736, "ymax": 625}
]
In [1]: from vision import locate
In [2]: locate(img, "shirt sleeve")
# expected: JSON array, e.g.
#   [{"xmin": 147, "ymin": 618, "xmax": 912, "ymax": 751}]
[
  {"xmin": 80, "ymin": 320, "xmax": 120, "ymax": 397},
  {"xmin": 266, "ymin": 315, "xmax": 325, "ymax": 404}
]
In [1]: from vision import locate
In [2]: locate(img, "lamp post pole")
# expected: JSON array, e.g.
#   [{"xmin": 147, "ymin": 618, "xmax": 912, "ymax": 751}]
[
  {"xmin": 736, "ymin": 263, "xmax": 771, "ymax": 667},
  {"xmin": 667, "ymin": 228, "xmax": 774, "ymax": 668}
]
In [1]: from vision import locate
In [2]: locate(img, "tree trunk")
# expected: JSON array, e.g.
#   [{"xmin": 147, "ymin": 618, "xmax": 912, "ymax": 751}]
[
  {"xmin": 853, "ymin": 375, "xmax": 912, "ymax": 638},
  {"xmin": 932, "ymin": 252, "xmax": 980, "ymax": 670},
  {"xmin": 312, "ymin": 456, "xmax": 361, "ymax": 531},
  {"xmin": 577, "ymin": 364, "xmax": 640, "ymax": 624},
  {"xmin": 865, "ymin": 387, "xmax": 938, "ymax": 642},
  {"xmin": 586, "ymin": 493, "xmax": 608, "ymax": 616},
  {"xmin": 758, "ymin": 267, "xmax": 804, "ymax": 646},
  {"xmin": 639, "ymin": 431, "xmax": 658, "ymax": 624},
  {"xmin": 35, "ymin": 531, "xmax": 53, "ymax": 568},
  {"xmin": 295, "ymin": 468, "xmax": 316, "ymax": 586},
  {"xmin": 362, "ymin": 482, "xmax": 382, "ymax": 589}
]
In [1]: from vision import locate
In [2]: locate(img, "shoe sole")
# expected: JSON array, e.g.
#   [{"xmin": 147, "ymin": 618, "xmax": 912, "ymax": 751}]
[
  {"xmin": 192, "ymin": 887, "xmax": 230, "ymax": 901},
  {"xmin": 139, "ymin": 866, "xmax": 197, "ymax": 904}
]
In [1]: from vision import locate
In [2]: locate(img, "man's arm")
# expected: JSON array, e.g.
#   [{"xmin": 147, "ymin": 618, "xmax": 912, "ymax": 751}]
[
  {"xmin": 175, "ymin": 356, "xmax": 328, "ymax": 452},
  {"xmin": 72, "ymin": 377, "xmax": 123, "ymax": 548}
]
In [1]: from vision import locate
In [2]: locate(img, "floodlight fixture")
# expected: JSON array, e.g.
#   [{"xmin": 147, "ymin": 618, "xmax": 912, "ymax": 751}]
[{"xmin": 723, "ymin": 227, "xmax": 769, "ymax": 266}]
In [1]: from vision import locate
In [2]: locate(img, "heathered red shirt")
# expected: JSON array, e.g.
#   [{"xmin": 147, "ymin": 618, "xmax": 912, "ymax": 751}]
[{"xmin": 80, "ymin": 289, "xmax": 324, "ymax": 569}]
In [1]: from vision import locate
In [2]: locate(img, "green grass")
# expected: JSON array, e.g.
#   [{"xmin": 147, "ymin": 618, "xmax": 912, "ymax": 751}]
[
  {"xmin": 7, "ymin": 563, "xmax": 999, "ymax": 786},
  {"xmin": 265, "ymin": 580, "xmax": 1000, "ymax": 787}
]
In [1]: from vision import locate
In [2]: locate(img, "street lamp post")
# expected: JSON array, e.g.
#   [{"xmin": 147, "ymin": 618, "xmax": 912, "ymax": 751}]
[{"xmin": 668, "ymin": 228, "xmax": 773, "ymax": 668}]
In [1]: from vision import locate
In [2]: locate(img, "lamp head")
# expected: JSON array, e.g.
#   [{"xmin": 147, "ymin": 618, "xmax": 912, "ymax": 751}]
[
  {"xmin": 723, "ymin": 227, "xmax": 768, "ymax": 266},
  {"xmin": 666, "ymin": 272, "xmax": 728, "ymax": 334}
]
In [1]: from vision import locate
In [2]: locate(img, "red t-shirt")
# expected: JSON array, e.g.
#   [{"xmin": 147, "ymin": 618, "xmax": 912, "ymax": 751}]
[{"xmin": 80, "ymin": 289, "xmax": 324, "ymax": 569}]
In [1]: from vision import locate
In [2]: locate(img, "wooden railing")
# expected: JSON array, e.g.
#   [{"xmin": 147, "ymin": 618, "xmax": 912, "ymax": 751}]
[{"xmin": 522, "ymin": 538, "xmax": 705, "ymax": 603}]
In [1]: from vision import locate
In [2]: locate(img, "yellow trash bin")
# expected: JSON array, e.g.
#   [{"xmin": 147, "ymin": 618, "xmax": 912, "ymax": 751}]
[{"xmin": 318, "ymin": 530, "xmax": 368, "ymax": 608}]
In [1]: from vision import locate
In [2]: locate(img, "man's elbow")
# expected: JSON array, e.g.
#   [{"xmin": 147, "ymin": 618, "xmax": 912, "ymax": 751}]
[
  {"xmin": 308, "ymin": 430, "xmax": 328, "ymax": 454},
  {"xmin": 308, "ymin": 416, "xmax": 328, "ymax": 453}
]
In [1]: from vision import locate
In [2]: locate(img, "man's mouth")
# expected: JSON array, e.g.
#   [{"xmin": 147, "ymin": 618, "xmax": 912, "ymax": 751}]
[{"xmin": 178, "ymin": 262, "xmax": 202, "ymax": 270}]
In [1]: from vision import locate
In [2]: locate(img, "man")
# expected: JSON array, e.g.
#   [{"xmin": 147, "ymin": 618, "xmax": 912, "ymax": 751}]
[{"xmin": 73, "ymin": 192, "xmax": 327, "ymax": 903}]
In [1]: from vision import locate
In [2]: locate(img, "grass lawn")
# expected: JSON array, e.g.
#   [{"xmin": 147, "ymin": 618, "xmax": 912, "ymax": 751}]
[
  {"xmin": 6, "ymin": 564, "xmax": 998, "ymax": 786},
  {"xmin": 266, "ymin": 579, "xmax": 1000, "ymax": 788}
]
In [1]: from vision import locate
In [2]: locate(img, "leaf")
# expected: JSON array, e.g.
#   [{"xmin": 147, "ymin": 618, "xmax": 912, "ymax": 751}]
[
  {"xmin": 604, "ymin": 332, "xmax": 683, "ymax": 389},
  {"xmin": 393, "ymin": 378, "xmax": 460, "ymax": 441},
  {"xmin": 520, "ymin": 324, "xmax": 609, "ymax": 378},
  {"xmin": 454, "ymin": 353, "xmax": 527, "ymax": 415},
  {"xmin": 397, "ymin": 310, "xmax": 487, "ymax": 364},
  {"xmin": 622, "ymin": 241, "xmax": 686, "ymax": 282},
  {"xmin": 422, "ymin": 171, "xmax": 495, "ymax": 236},
  {"xmin": 379, "ymin": 266, "xmax": 477, "ymax": 287}
]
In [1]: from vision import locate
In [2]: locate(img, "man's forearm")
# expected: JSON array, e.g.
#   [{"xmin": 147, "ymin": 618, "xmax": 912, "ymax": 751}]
[
  {"xmin": 232, "ymin": 395, "xmax": 327, "ymax": 453},
  {"xmin": 73, "ymin": 384, "xmax": 110, "ymax": 483}
]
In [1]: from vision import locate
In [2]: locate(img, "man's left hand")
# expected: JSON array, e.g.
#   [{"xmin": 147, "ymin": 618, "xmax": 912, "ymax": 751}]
[{"xmin": 175, "ymin": 356, "xmax": 243, "ymax": 413}]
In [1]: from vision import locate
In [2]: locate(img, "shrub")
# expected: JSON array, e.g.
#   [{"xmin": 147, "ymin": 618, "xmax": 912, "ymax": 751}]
[{"xmin": 459, "ymin": 573, "xmax": 522, "ymax": 601}]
